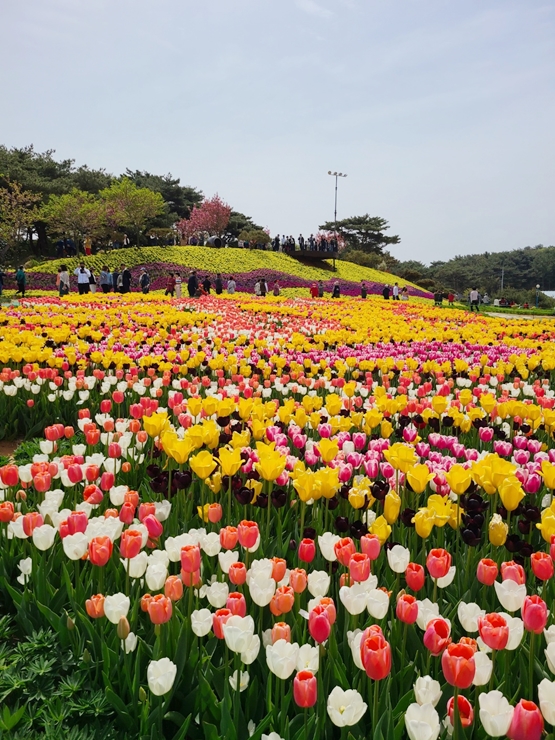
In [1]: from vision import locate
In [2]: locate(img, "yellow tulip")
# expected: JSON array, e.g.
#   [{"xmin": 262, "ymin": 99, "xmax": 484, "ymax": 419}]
[
  {"xmin": 293, "ymin": 470, "xmax": 316, "ymax": 502},
  {"xmin": 413, "ymin": 508, "xmax": 435, "ymax": 538},
  {"xmin": 459, "ymin": 389, "xmax": 472, "ymax": 407},
  {"xmin": 427, "ymin": 494, "xmax": 453, "ymax": 527},
  {"xmin": 369, "ymin": 515, "xmax": 391, "ymax": 545},
  {"xmin": 238, "ymin": 398, "xmax": 254, "ymax": 421},
  {"xmin": 479, "ymin": 394, "xmax": 497, "ymax": 414},
  {"xmin": 490, "ymin": 456, "xmax": 517, "ymax": 489},
  {"xmin": 206, "ymin": 471, "xmax": 223, "ymax": 494},
  {"xmin": 167, "ymin": 438, "xmax": 194, "ymax": 465},
  {"xmin": 309, "ymin": 411, "xmax": 322, "ymax": 430},
  {"xmin": 489, "ymin": 514, "xmax": 508, "ymax": 546},
  {"xmin": 142, "ymin": 412, "xmax": 169, "ymax": 438},
  {"xmin": 186, "ymin": 425, "xmax": 205, "ymax": 450},
  {"xmin": 384, "ymin": 489, "xmax": 401, "ymax": 524},
  {"xmin": 325, "ymin": 394, "xmax": 343, "ymax": 417},
  {"xmin": 197, "ymin": 503, "xmax": 210, "ymax": 522},
  {"xmin": 471, "ymin": 458, "xmax": 497, "ymax": 495},
  {"xmin": 431, "ymin": 395, "xmax": 448, "ymax": 415},
  {"xmin": 444, "ymin": 464, "xmax": 472, "ymax": 496},
  {"xmin": 383, "ymin": 443, "xmax": 417, "ymax": 473},
  {"xmin": 348, "ymin": 488, "xmax": 366, "ymax": 509},
  {"xmin": 406, "ymin": 464, "xmax": 435, "ymax": 494},
  {"xmin": 202, "ymin": 396, "xmax": 219, "ymax": 417},
  {"xmin": 318, "ymin": 438, "xmax": 339, "ymax": 464},
  {"xmin": 380, "ymin": 419, "xmax": 393, "ymax": 439},
  {"xmin": 187, "ymin": 397, "xmax": 202, "ymax": 418},
  {"xmin": 230, "ymin": 429, "xmax": 251, "ymax": 449},
  {"xmin": 189, "ymin": 450, "xmax": 217, "ymax": 480},
  {"xmin": 201, "ymin": 420, "xmax": 220, "ymax": 449},
  {"xmin": 537, "ymin": 508, "xmax": 555, "ymax": 543},
  {"xmin": 246, "ymin": 478, "xmax": 263, "ymax": 503},
  {"xmin": 313, "ymin": 467, "xmax": 340, "ymax": 499},
  {"xmin": 541, "ymin": 461, "xmax": 555, "ymax": 489},
  {"xmin": 364, "ymin": 408, "xmax": 383, "ymax": 430},
  {"xmin": 251, "ymin": 419, "xmax": 268, "ymax": 441},
  {"xmin": 497, "ymin": 476, "xmax": 525, "ymax": 511},
  {"xmin": 255, "ymin": 450, "xmax": 287, "ymax": 482},
  {"xmin": 218, "ymin": 447, "xmax": 243, "ymax": 477}
]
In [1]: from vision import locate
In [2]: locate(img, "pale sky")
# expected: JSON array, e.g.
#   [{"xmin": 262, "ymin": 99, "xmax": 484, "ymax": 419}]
[{"xmin": 2, "ymin": 0, "xmax": 554, "ymax": 263}]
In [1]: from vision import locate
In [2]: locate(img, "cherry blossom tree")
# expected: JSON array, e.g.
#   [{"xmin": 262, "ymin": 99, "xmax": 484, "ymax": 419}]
[{"xmin": 176, "ymin": 194, "xmax": 232, "ymax": 243}]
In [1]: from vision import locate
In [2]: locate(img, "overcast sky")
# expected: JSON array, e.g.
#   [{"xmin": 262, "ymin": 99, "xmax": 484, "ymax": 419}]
[{"xmin": 2, "ymin": 0, "xmax": 554, "ymax": 263}]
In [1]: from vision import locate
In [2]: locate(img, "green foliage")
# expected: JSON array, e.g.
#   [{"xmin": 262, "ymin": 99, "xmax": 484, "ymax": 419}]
[
  {"xmin": 225, "ymin": 211, "xmax": 263, "ymax": 241},
  {"xmin": 124, "ymin": 169, "xmax": 203, "ymax": 225},
  {"xmin": 0, "ymin": 178, "xmax": 41, "ymax": 261},
  {"xmin": 320, "ymin": 215, "xmax": 400, "ymax": 254},
  {"xmin": 40, "ymin": 189, "xmax": 105, "ymax": 243},
  {"xmin": 99, "ymin": 178, "xmax": 165, "ymax": 245},
  {"xmin": 238, "ymin": 229, "xmax": 271, "ymax": 246}
]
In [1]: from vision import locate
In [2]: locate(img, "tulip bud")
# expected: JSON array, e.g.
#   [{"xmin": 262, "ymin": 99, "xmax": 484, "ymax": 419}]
[
  {"xmin": 117, "ymin": 616, "xmax": 130, "ymax": 640},
  {"xmin": 66, "ymin": 615, "xmax": 75, "ymax": 631},
  {"xmin": 82, "ymin": 648, "xmax": 91, "ymax": 663},
  {"xmin": 139, "ymin": 687, "xmax": 147, "ymax": 703}
]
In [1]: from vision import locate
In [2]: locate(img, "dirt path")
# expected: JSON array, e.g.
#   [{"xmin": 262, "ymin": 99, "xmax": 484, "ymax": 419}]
[{"xmin": 0, "ymin": 439, "xmax": 22, "ymax": 458}]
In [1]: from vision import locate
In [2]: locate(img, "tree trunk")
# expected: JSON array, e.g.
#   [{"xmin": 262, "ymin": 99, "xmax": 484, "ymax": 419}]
[{"xmin": 35, "ymin": 221, "xmax": 48, "ymax": 254}]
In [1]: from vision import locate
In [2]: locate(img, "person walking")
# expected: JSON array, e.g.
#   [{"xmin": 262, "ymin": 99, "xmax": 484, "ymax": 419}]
[
  {"xmin": 58, "ymin": 265, "xmax": 70, "ymax": 296},
  {"xmin": 165, "ymin": 273, "xmax": 176, "ymax": 297},
  {"xmin": 392, "ymin": 282, "xmax": 400, "ymax": 300},
  {"xmin": 74, "ymin": 263, "xmax": 91, "ymax": 295},
  {"xmin": 310, "ymin": 283, "xmax": 318, "ymax": 298},
  {"xmin": 260, "ymin": 278, "xmax": 268, "ymax": 297},
  {"xmin": 382, "ymin": 284, "xmax": 390, "ymax": 300},
  {"xmin": 227, "ymin": 276, "xmax": 236, "ymax": 294},
  {"xmin": 111, "ymin": 267, "xmax": 119, "ymax": 293},
  {"xmin": 332, "ymin": 281, "xmax": 340, "ymax": 298},
  {"xmin": 254, "ymin": 279, "xmax": 261, "ymax": 296},
  {"xmin": 317, "ymin": 280, "xmax": 324, "ymax": 298},
  {"xmin": 469, "ymin": 287, "xmax": 480, "ymax": 312},
  {"xmin": 15, "ymin": 266, "xmax": 26, "ymax": 296},
  {"xmin": 361, "ymin": 281, "xmax": 367, "ymax": 299},
  {"xmin": 84, "ymin": 236, "xmax": 92, "ymax": 256},
  {"xmin": 273, "ymin": 280, "xmax": 280, "ymax": 296},
  {"xmin": 89, "ymin": 269, "xmax": 97, "ymax": 293},
  {"xmin": 139, "ymin": 268, "xmax": 151, "ymax": 294},
  {"xmin": 187, "ymin": 271, "xmax": 198, "ymax": 297},
  {"xmin": 121, "ymin": 265, "xmax": 132, "ymax": 293},
  {"xmin": 175, "ymin": 272, "xmax": 182, "ymax": 298},
  {"xmin": 100, "ymin": 266, "xmax": 112, "ymax": 293},
  {"xmin": 215, "ymin": 273, "xmax": 223, "ymax": 295},
  {"xmin": 202, "ymin": 275, "xmax": 212, "ymax": 293}
]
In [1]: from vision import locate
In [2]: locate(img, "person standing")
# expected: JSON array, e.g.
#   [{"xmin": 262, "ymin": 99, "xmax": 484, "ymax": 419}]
[
  {"xmin": 382, "ymin": 284, "xmax": 390, "ymax": 300},
  {"xmin": 260, "ymin": 278, "xmax": 268, "ymax": 297},
  {"xmin": 89, "ymin": 269, "xmax": 97, "ymax": 293},
  {"xmin": 165, "ymin": 273, "xmax": 176, "ymax": 297},
  {"xmin": 100, "ymin": 266, "xmax": 112, "ymax": 293},
  {"xmin": 469, "ymin": 287, "xmax": 480, "ymax": 312},
  {"xmin": 74, "ymin": 263, "xmax": 91, "ymax": 295},
  {"xmin": 273, "ymin": 280, "xmax": 280, "ymax": 296},
  {"xmin": 361, "ymin": 281, "xmax": 367, "ymax": 299},
  {"xmin": 215, "ymin": 273, "xmax": 223, "ymax": 295},
  {"xmin": 121, "ymin": 265, "xmax": 132, "ymax": 293},
  {"xmin": 254, "ymin": 279, "xmax": 261, "ymax": 296},
  {"xmin": 15, "ymin": 266, "xmax": 26, "ymax": 296},
  {"xmin": 84, "ymin": 236, "xmax": 92, "ymax": 256},
  {"xmin": 392, "ymin": 282, "xmax": 399, "ymax": 300},
  {"xmin": 139, "ymin": 268, "xmax": 151, "ymax": 294},
  {"xmin": 317, "ymin": 280, "xmax": 324, "ymax": 298},
  {"xmin": 332, "ymin": 281, "xmax": 340, "ymax": 298},
  {"xmin": 227, "ymin": 276, "xmax": 236, "ymax": 294},
  {"xmin": 111, "ymin": 267, "xmax": 119, "ymax": 293},
  {"xmin": 0, "ymin": 267, "xmax": 5, "ymax": 296},
  {"xmin": 310, "ymin": 283, "xmax": 318, "ymax": 298},
  {"xmin": 58, "ymin": 265, "xmax": 70, "ymax": 296},
  {"xmin": 175, "ymin": 272, "xmax": 182, "ymax": 298},
  {"xmin": 202, "ymin": 275, "xmax": 212, "ymax": 293},
  {"xmin": 187, "ymin": 271, "xmax": 198, "ymax": 297}
]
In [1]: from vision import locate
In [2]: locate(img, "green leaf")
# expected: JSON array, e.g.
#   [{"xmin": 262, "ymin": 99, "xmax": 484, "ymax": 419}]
[
  {"xmin": 170, "ymin": 714, "xmax": 191, "ymax": 740},
  {"xmin": 203, "ymin": 722, "xmax": 221, "ymax": 740},
  {"xmin": 1, "ymin": 704, "xmax": 26, "ymax": 731}
]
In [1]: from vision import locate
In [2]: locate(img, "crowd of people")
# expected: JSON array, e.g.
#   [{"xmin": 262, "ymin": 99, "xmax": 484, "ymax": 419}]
[{"xmin": 270, "ymin": 234, "xmax": 339, "ymax": 253}]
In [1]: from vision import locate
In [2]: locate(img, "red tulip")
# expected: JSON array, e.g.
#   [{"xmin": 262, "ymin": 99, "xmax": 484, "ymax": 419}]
[
  {"xmin": 360, "ymin": 533, "xmax": 381, "ymax": 560},
  {"xmin": 143, "ymin": 513, "xmax": 163, "ymax": 539},
  {"xmin": 85, "ymin": 594, "xmax": 105, "ymax": 618},
  {"xmin": 228, "ymin": 562, "xmax": 247, "ymax": 585},
  {"xmin": 0, "ymin": 501, "xmax": 14, "ymax": 523},
  {"xmin": 181, "ymin": 569, "xmax": 201, "ymax": 587},
  {"xmin": 88, "ymin": 536, "xmax": 113, "ymax": 566},
  {"xmin": 85, "ymin": 464, "xmax": 100, "ymax": 482},
  {"xmin": 271, "ymin": 557, "xmax": 287, "ymax": 582},
  {"xmin": 441, "ymin": 642, "xmax": 476, "ymax": 688},
  {"xmin": 349, "ymin": 552, "xmax": 370, "ymax": 582},
  {"xmin": 180, "ymin": 544, "xmax": 201, "ymax": 573},
  {"xmin": 100, "ymin": 400, "xmax": 112, "ymax": 413},
  {"xmin": 220, "ymin": 526, "xmax": 238, "ymax": 550},
  {"xmin": 507, "ymin": 699, "xmax": 544, "ymax": 740},
  {"xmin": 67, "ymin": 464, "xmax": 83, "ymax": 485},
  {"xmin": 237, "ymin": 520, "xmax": 259, "ymax": 548},
  {"xmin": 120, "ymin": 529, "xmax": 143, "ymax": 559},
  {"xmin": 501, "ymin": 561, "xmax": 526, "ymax": 585},
  {"xmin": 164, "ymin": 575, "xmax": 183, "ymax": 601},
  {"xmin": 478, "ymin": 613, "xmax": 509, "ymax": 650},
  {"xmin": 530, "ymin": 551, "xmax": 554, "ymax": 581},
  {"xmin": 138, "ymin": 502, "xmax": 156, "ymax": 521},
  {"xmin": 293, "ymin": 670, "xmax": 317, "ymax": 708},
  {"xmin": 270, "ymin": 586, "xmax": 295, "ymax": 616},
  {"xmin": 396, "ymin": 594, "xmax": 418, "ymax": 624},
  {"xmin": 405, "ymin": 562, "xmax": 425, "ymax": 591},
  {"xmin": 423, "ymin": 618, "xmax": 451, "ymax": 656},
  {"xmin": 334, "ymin": 537, "xmax": 356, "ymax": 566},
  {"xmin": 100, "ymin": 471, "xmax": 115, "ymax": 491},
  {"xmin": 477, "ymin": 558, "xmax": 498, "ymax": 586},
  {"xmin": 33, "ymin": 472, "xmax": 51, "ymax": 493},
  {"xmin": 119, "ymin": 502, "xmax": 136, "ymax": 524},
  {"xmin": 207, "ymin": 503, "xmax": 222, "ymax": 523},
  {"xmin": 67, "ymin": 511, "xmax": 88, "ymax": 535},
  {"xmin": 308, "ymin": 605, "xmax": 331, "ymax": 643},
  {"xmin": 226, "ymin": 592, "xmax": 247, "ymax": 617},
  {"xmin": 271, "ymin": 622, "xmax": 291, "ymax": 643},
  {"xmin": 148, "ymin": 594, "xmax": 173, "ymax": 624},
  {"xmin": 360, "ymin": 632, "xmax": 392, "ymax": 680},
  {"xmin": 0, "ymin": 465, "xmax": 18, "ymax": 487},
  {"xmin": 83, "ymin": 485, "xmax": 103, "ymax": 505},
  {"xmin": 447, "ymin": 695, "xmax": 474, "ymax": 728},
  {"xmin": 108, "ymin": 443, "xmax": 122, "ymax": 459},
  {"xmin": 212, "ymin": 608, "xmax": 232, "ymax": 639},
  {"xmin": 522, "ymin": 595, "xmax": 548, "ymax": 634},
  {"xmin": 426, "ymin": 548, "xmax": 452, "ymax": 579},
  {"xmin": 22, "ymin": 512, "xmax": 44, "ymax": 536},
  {"xmin": 289, "ymin": 568, "xmax": 308, "ymax": 593},
  {"xmin": 298, "ymin": 538, "xmax": 316, "ymax": 563}
]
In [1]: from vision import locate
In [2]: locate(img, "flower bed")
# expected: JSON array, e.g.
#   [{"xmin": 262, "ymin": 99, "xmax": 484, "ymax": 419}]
[{"xmin": 1, "ymin": 295, "xmax": 555, "ymax": 738}]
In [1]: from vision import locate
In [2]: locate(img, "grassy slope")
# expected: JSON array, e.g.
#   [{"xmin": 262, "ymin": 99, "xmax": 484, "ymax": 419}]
[{"xmin": 28, "ymin": 246, "xmax": 427, "ymax": 292}]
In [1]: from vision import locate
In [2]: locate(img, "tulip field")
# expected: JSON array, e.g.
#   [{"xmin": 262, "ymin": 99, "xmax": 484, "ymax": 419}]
[{"xmin": 3, "ymin": 291, "xmax": 555, "ymax": 739}]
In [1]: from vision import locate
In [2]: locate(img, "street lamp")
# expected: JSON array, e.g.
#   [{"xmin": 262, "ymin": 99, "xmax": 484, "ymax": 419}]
[
  {"xmin": 328, "ymin": 171, "xmax": 347, "ymax": 269},
  {"xmin": 536, "ymin": 284, "xmax": 540, "ymax": 309}
]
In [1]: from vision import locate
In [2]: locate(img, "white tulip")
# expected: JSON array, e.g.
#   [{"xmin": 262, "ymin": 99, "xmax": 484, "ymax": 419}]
[
  {"xmin": 349, "ymin": 631, "xmax": 364, "ymax": 671},
  {"xmin": 340, "ymin": 583, "xmax": 370, "ymax": 615},
  {"xmin": 538, "ymin": 678, "xmax": 555, "ymax": 725},
  {"xmin": 145, "ymin": 562, "xmax": 168, "ymax": 591},
  {"xmin": 387, "ymin": 544, "xmax": 411, "ymax": 573},
  {"xmin": 546, "ymin": 642, "xmax": 555, "ymax": 674},
  {"xmin": 265, "ymin": 639, "xmax": 299, "ymax": 680},
  {"xmin": 414, "ymin": 676, "xmax": 442, "ymax": 707},
  {"xmin": 147, "ymin": 657, "xmax": 177, "ymax": 696},
  {"xmin": 206, "ymin": 582, "xmax": 229, "ymax": 609},
  {"xmin": 307, "ymin": 570, "xmax": 330, "ymax": 597},
  {"xmin": 8, "ymin": 517, "xmax": 28, "ymax": 539},
  {"xmin": 318, "ymin": 532, "xmax": 340, "ymax": 561},
  {"xmin": 262, "ymin": 733, "xmax": 285, "ymax": 740},
  {"xmin": 223, "ymin": 615, "xmax": 255, "ymax": 653},
  {"xmin": 249, "ymin": 577, "xmax": 276, "ymax": 607},
  {"xmin": 494, "ymin": 580, "xmax": 526, "ymax": 612},
  {"xmin": 201, "ymin": 531, "xmax": 221, "ymax": 557},
  {"xmin": 148, "ymin": 549, "xmax": 170, "ymax": 568},
  {"xmin": 327, "ymin": 686, "xmax": 367, "ymax": 727},
  {"xmin": 104, "ymin": 593, "xmax": 130, "ymax": 624},
  {"xmin": 218, "ymin": 550, "xmax": 239, "ymax": 573},
  {"xmin": 44, "ymin": 490, "xmax": 65, "ymax": 509},
  {"xmin": 545, "ymin": 625, "xmax": 555, "ymax": 645},
  {"xmin": 478, "ymin": 690, "xmax": 514, "ymax": 736},
  {"xmin": 499, "ymin": 613, "xmax": 524, "ymax": 651},
  {"xmin": 241, "ymin": 634, "xmax": 261, "ymax": 665},
  {"xmin": 457, "ymin": 602, "xmax": 485, "ymax": 633},
  {"xmin": 436, "ymin": 566, "xmax": 456, "ymax": 588},
  {"xmin": 296, "ymin": 643, "xmax": 319, "ymax": 673},
  {"xmin": 39, "ymin": 440, "xmax": 54, "ymax": 455},
  {"xmin": 154, "ymin": 501, "xmax": 171, "ymax": 522},
  {"xmin": 191, "ymin": 608, "xmax": 213, "ymax": 637},
  {"xmin": 472, "ymin": 651, "xmax": 493, "ymax": 686},
  {"xmin": 109, "ymin": 485, "xmax": 128, "ymax": 506},
  {"xmin": 405, "ymin": 702, "xmax": 441, "ymax": 740},
  {"xmin": 247, "ymin": 559, "xmax": 273, "ymax": 582},
  {"xmin": 17, "ymin": 557, "xmax": 32, "ymax": 584},
  {"xmin": 229, "ymin": 670, "xmax": 249, "ymax": 692},
  {"xmin": 165, "ymin": 533, "xmax": 194, "ymax": 562},
  {"xmin": 124, "ymin": 632, "xmax": 138, "ymax": 653},
  {"xmin": 32, "ymin": 524, "xmax": 57, "ymax": 551},
  {"xmin": 367, "ymin": 589, "xmax": 389, "ymax": 619},
  {"xmin": 121, "ymin": 552, "xmax": 148, "ymax": 579},
  {"xmin": 63, "ymin": 532, "xmax": 89, "ymax": 560}
]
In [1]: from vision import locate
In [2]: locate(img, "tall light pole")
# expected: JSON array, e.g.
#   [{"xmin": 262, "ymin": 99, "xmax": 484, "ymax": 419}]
[
  {"xmin": 328, "ymin": 171, "xmax": 347, "ymax": 270},
  {"xmin": 536, "ymin": 283, "xmax": 540, "ymax": 309}
]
